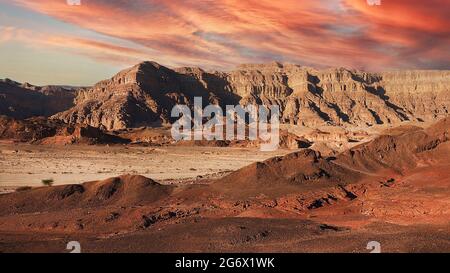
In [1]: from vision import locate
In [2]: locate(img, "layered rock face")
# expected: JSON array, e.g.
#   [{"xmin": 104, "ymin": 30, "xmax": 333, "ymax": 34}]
[
  {"xmin": 54, "ymin": 62, "xmax": 239, "ymax": 130},
  {"xmin": 0, "ymin": 79, "xmax": 76, "ymax": 119},
  {"xmin": 226, "ymin": 63, "xmax": 450, "ymax": 127},
  {"xmin": 53, "ymin": 61, "xmax": 450, "ymax": 130}
]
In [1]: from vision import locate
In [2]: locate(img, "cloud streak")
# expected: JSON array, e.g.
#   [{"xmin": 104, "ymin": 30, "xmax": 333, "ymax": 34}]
[{"xmin": 6, "ymin": 0, "xmax": 450, "ymax": 70}]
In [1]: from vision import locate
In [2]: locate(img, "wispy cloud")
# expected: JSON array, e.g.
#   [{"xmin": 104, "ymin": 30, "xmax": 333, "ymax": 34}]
[
  {"xmin": 0, "ymin": 25, "xmax": 151, "ymax": 65},
  {"xmin": 5, "ymin": 0, "xmax": 450, "ymax": 70}
]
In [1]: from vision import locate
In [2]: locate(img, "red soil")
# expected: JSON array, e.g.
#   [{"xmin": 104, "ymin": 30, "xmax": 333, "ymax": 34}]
[{"xmin": 0, "ymin": 118, "xmax": 449, "ymax": 252}]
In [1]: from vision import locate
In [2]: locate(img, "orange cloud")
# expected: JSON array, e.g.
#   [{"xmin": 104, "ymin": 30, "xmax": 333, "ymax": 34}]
[
  {"xmin": 9, "ymin": 0, "xmax": 450, "ymax": 70},
  {"xmin": 0, "ymin": 26, "xmax": 27, "ymax": 43},
  {"xmin": 0, "ymin": 25, "xmax": 151, "ymax": 65},
  {"xmin": 344, "ymin": 0, "xmax": 449, "ymax": 32}
]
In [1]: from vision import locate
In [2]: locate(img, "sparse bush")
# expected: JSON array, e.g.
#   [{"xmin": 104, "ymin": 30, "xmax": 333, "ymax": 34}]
[
  {"xmin": 42, "ymin": 179, "xmax": 54, "ymax": 187},
  {"xmin": 15, "ymin": 186, "xmax": 32, "ymax": 192}
]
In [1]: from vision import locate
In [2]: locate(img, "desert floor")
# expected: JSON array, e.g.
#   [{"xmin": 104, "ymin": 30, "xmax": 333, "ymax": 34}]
[
  {"xmin": 1, "ymin": 121, "xmax": 449, "ymax": 253},
  {"xmin": 0, "ymin": 143, "xmax": 290, "ymax": 190}
]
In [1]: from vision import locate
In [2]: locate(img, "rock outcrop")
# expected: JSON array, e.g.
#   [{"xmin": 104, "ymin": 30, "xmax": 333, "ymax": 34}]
[
  {"xmin": 337, "ymin": 117, "xmax": 450, "ymax": 173},
  {"xmin": 52, "ymin": 61, "xmax": 450, "ymax": 130},
  {"xmin": 0, "ymin": 79, "xmax": 76, "ymax": 119},
  {"xmin": 54, "ymin": 62, "xmax": 238, "ymax": 130},
  {"xmin": 0, "ymin": 115, "xmax": 128, "ymax": 144}
]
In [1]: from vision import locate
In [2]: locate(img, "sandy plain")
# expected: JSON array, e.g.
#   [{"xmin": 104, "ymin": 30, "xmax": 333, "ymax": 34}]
[{"xmin": 0, "ymin": 143, "xmax": 290, "ymax": 190}]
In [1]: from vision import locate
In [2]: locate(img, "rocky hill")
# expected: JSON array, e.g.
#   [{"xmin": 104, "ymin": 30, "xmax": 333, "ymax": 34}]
[
  {"xmin": 49, "ymin": 61, "xmax": 450, "ymax": 130},
  {"xmin": 0, "ymin": 79, "xmax": 76, "ymax": 119},
  {"xmin": 0, "ymin": 115, "xmax": 128, "ymax": 145}
]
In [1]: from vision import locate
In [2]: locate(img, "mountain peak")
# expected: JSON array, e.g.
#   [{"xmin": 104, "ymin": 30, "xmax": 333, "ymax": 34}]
[{"xmin": 136, "ymin": 61, "xmax": 163, "ymax": 70}]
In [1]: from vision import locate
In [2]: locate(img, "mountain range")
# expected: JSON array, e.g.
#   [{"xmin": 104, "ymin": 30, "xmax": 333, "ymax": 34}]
[{"xmin": 2, "ymin": 61, "xmax": 449, "ymax": 130}]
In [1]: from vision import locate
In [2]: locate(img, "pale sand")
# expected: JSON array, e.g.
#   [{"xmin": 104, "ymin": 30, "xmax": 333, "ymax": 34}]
[{"xmin": 0, "ymin": 143, "xmax": 291, "ymax": 188}]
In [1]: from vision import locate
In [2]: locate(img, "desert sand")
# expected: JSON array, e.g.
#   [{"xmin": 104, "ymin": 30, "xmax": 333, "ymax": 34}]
[{"xmin": 0, "ymin": 144, "xmax": 289, "ymax": 189}]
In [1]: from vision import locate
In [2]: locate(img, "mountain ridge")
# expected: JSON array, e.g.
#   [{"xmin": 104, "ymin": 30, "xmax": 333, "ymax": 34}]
[
  {"xmin": 0, "ymin": 79, "xmax": 76, "ymax": 119},
  {"xmin": 3, "ymin": 61, "xmax": 449, "ymax": 130}
]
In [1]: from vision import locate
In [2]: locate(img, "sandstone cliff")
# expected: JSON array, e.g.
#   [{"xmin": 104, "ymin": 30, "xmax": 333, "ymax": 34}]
[{"xmin": 53, "ymin": 61, "xmax": 450, "ymax": 130}]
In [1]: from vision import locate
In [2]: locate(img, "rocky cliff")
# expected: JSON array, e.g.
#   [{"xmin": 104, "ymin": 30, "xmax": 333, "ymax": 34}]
[{"xmin": 53, "ymin": 61, "xmax": 450, "ymax": 130}]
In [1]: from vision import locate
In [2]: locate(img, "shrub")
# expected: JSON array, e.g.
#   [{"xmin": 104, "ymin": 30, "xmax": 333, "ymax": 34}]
[{"xmin": 42, "ymin": 179, "xmax": 54, "ymax": 187}]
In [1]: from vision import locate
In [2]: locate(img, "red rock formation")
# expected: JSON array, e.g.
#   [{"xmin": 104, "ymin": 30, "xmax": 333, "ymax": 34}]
[{"xmin": 53, "ymin": 61, "xmax": 450, "ymax": 130}]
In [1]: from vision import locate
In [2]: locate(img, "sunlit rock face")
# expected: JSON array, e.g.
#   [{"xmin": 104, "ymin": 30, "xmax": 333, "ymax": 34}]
[{"xmin": 53, "ymin": 61, "xmax": 450, "ymax": 130}]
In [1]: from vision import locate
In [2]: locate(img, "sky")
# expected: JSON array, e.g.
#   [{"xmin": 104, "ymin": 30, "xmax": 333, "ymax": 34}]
[{"xmin": 0, "ymin": 0, "xmax": 449, "ymax": 86}]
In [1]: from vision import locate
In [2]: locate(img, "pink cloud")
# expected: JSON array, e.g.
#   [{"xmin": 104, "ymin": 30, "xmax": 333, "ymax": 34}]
[{"xmin": 8, "ymin": 0, "xmax": 450, "ymax": 70}]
